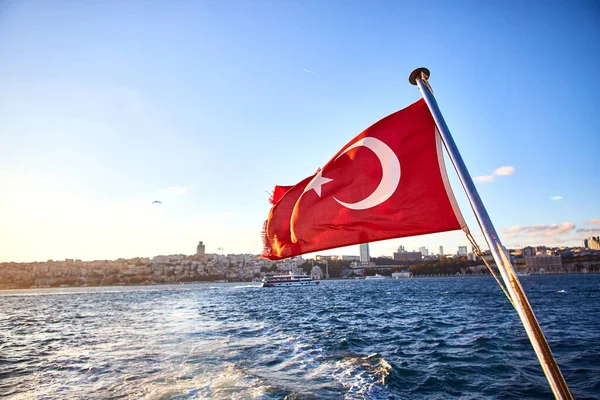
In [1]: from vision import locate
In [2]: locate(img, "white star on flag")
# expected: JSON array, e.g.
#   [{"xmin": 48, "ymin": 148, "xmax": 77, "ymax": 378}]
[{"xmin": 304, "ymin": 170, "xmax": 333, "ymax": 197}]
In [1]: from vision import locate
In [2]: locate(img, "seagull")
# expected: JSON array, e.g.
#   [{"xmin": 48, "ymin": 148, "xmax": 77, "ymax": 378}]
[{"xmin": 152, "ymin": 200, "xmax": 162, "ymax": 204}]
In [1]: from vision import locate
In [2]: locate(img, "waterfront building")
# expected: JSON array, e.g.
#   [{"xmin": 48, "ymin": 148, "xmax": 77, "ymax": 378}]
[
  {"xmin": 525, "ymin": 255, "xmax": 563, "ymax": 274},
  {"xmin": 310, "ymin": 266, "xmax": 323, "ymax": 280},
  {"xmin": 457, "ymin": 246, "xmax": 468, "ymax": 256},
  {"xmin": 392, "ymin": 270, "xmax": 412, "ymax": 278}
]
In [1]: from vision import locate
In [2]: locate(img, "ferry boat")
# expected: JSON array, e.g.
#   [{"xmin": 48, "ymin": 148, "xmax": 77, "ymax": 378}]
[
  {"xmin": 261, "ymin": 273, "xmax": 319, "ymax": 287},
  {"xmin": 365, "ymin": 273, "xmax": 386, "ymax": 280}
]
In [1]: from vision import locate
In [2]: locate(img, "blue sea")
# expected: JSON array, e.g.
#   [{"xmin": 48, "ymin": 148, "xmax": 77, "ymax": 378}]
[{"xmin": 1, "ymin": 275, "xmax": 599, "ymax": 399}]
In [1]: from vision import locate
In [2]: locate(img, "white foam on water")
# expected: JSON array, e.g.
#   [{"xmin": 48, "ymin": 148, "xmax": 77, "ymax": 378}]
[
  {"xmin": 326, "ymin": 354, "xmax": 393, "ymax": 398},
  {"xmin": 140, "ymin": 363, "xmax": 274, "ymax": 400},
  {"xmin": 376, "ymin": 358, "xmax": 393, "ymax": 384},
  {"xmin": 262, "ymin": 332, "xmax": 392, "ymax": 397},
  {"xmin": 232, "ymin": 284, "xmax": 262, "ymax": 289}
]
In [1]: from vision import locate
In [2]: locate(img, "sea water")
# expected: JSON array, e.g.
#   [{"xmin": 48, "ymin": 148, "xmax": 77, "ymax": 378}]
[{"xmin": 1, "ymin": 275, "xmax": 599, "ymax": 399}]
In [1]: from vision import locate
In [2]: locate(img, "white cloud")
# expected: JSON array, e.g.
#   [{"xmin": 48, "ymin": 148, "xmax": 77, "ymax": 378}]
[
  {"xmin": 576, "ymin": 219, "xmax": 600, "ymax": 234},
  {"xmin": 576, "ymin": 227, "xmax": 599, "ymax": 234},
  {"xmin": 302, "ymin": 68, "xmax": 316, "ymax": 74},
  {"xmin": 503, "ymin": 222, "xmax": 576, "ymax": 237},
  {"xmin": 474, "ymin": 165, "xmax": 516, "ymax": 183},
  {"xmin": 550, "ymin": 196, "xmax": 563, "ymax": 200},
  {"xmin": 494, "ymin": 166, "xmax": 516, "ymax": 176},
  {"xmin": 585, "ymin": 218, "xmax": 600, "ymax": 227},
  {"xmin": 474, "ymin": 175, "xmax": 495, "ymax": 183}
]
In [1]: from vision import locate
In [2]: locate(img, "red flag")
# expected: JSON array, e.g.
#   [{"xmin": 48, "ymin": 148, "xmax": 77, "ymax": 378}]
[
  {"xmin": 269, "ymin": 184, "xmax": 294, "ymax": 205},
  {"xmin": 262, "ymin": 99, "xmax": 465, "ymax": 260}
]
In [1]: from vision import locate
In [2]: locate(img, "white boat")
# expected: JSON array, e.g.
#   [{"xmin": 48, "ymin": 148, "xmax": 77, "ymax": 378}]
[
  {"xmin": 365, "ymin": 273, "xmax": 386, "ymax": 280},
  {"xmin": 516, "ymin": 271, "xmax": 530, "ymax": 276},
  {"xmin": 392, "ymin": 271, "xmax": 412, "ymax": 279},
  {"xmin": 261, "ymin": 272, "xmax": 319, "ymax": 287}
]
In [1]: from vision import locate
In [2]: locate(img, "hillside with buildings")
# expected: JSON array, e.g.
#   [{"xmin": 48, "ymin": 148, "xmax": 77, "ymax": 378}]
[
  {"xmin": 0, "ymin": 242, "xmax": 284, "ymax": 290},
  {"xmin": 1, "ymin": 238, "xmax": 599, "ymax": 289}
]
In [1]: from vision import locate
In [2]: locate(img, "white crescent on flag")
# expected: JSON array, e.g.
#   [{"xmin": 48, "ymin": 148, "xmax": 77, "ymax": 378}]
[
  {"xmin": 300, "ymin": 137, "xmax": 401, "ymax": 210},
  {"xmin": 332, "ymin": 137, "xmax": 401, "ymax": 210}
]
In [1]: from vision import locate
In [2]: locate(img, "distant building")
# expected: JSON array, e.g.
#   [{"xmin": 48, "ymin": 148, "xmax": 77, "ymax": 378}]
[
  {"xmin": 522, "ymin": 246, "xmax": 535, "ymax": 258},
  {"xmin": 338, "ymin": 255, "xmax": 360, "ymax": 261},
  {"xmin": 584, "ymin": 238, "xmax": 589, "ymax": 248},
  {"xmin": 310, "ymin": 266, "xmax": 323, "ymax": 280},
  {"xmin": 392, "ymin": 245, "xmax": 421, "ymax": 261},
  {"xmin": 359, "ymin": 243, "xmax": 370, "ymax": 263},
  {"xmin": 196, "ymin": 241, "xmax": 205, "ymax": 255},
  {"xmin": 526, "ymin": 255, "xmax": 563, "ymax": 274},
  {"xmin": 535, "ymin": 246, "xmax": 547, "ymax": 255},
  {"xmin": 393, "ymin": 251, "xmax": 422, "ymax": 261},
  {"xmin": 315, "ymin": 255, "xmax": 336, "ymax": 262},
  {"xmin": 457, "ymin": 246, "xmax": 468, "ymax": 256},
  {"xmin": 586, "ymin": 236, "xmax": 600, "ymax": 250},
  {"xmin": 419, "ymin": 246, "xmax": 429, "ymax": 256},
  {"xmin": 438, "ymin": 246, "xmax": 444, "ymax": 256},
  {"xmin": 315, "ymin": 255, "xmax": 359, "ymax": 262}
]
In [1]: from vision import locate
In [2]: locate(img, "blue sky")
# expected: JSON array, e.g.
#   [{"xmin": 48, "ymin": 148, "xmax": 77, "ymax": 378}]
[{"xmin": 1, "ymin": 0, "xmax": 599, "ymax": 262}]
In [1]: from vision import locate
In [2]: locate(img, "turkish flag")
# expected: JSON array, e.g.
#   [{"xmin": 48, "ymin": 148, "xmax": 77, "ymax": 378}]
[{"xmin": 262, "ymin": 99, "xmax": 465, "ymax": 260}]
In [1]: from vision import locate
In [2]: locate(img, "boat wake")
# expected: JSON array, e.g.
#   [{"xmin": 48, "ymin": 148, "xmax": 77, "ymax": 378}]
[
  {"xmin": 232, "ymin": 284, "xmax": 262, "ymax": 289},
  {"xmin": 327, "ymin": 352, "xmax": 393, "ymax": 398},
  {"xmin": 128, "ymin": 363, "xmax": 275, "ymax": 400}
]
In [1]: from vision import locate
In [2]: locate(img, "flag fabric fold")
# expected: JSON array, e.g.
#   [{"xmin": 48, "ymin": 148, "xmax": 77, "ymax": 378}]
[{"xmin": 262, "ymin": 99, "xmax": 466, "ymax": 260}]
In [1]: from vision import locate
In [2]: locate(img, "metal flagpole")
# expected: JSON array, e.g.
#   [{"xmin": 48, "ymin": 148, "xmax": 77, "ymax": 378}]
[{"xmin": 409, "ymin": 68, "xmax": 573, "ymax": 400}]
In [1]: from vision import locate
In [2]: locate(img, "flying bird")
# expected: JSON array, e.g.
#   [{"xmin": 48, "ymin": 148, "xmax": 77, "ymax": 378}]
[{"xmin": 152, "ymin": 200, "xmax": 162, "ymax": 204}]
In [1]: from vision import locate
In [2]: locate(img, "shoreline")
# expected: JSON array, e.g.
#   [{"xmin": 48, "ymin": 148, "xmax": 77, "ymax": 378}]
[{"xmin": 1, "ymin": 271, "xmax": 598, "ymax": 291}]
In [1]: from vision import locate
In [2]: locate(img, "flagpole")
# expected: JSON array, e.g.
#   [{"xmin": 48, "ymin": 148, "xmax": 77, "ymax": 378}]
[{"xmin": 409, "ymin": 68, "xmax": 573, "ymax": 400}]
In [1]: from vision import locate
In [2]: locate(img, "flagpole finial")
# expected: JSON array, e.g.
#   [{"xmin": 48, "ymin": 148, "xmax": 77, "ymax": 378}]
[{"xmin": 409, "ymin": 68, "xmax": 430, "ymax": 85}]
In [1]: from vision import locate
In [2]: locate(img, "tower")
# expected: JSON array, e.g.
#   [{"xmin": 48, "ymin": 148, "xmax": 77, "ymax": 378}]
[
  {"xmin": 359, "ymin": 243, "xmax": 370, "ymax": 263},
  {"xmin": 196, "ymin": 241, "xmax": 205, "ymax": 255}
]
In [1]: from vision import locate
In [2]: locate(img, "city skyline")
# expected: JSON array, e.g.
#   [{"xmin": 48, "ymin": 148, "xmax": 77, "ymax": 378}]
[
  {"xmin": 3, "ymin": 237, "xmax": 599, "ymax": 267},
  {"xmin": 1, "ymin": 2, "xmax": 599, "ymax": 263}
]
